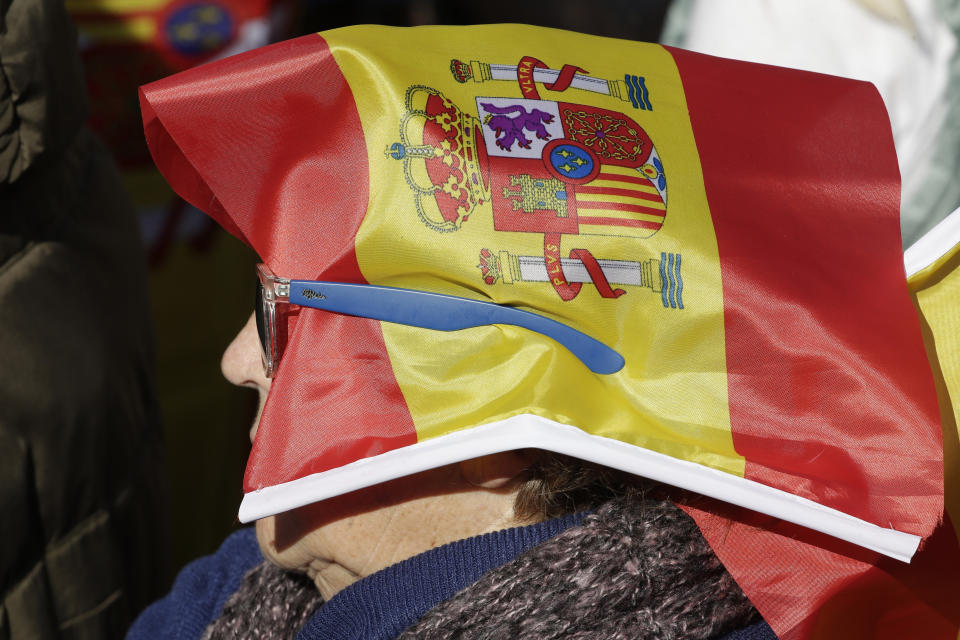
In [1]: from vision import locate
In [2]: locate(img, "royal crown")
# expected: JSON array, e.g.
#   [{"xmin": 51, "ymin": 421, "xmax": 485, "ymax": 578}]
[{"xmin": 388, "ymin": 86, "xmax": 491, "ymax": 232}]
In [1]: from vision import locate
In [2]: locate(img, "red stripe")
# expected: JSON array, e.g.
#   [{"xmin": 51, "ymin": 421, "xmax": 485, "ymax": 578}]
[
  {"xmin": 597, "ymin": 171, "xmax": 653, "ymax": 186},
  {"xmin": 578, "ymin": 216, "xmax": 662, "ymax": 229},
  {"xmin": 679, "ymin": 505, "xmax": 960, "ymax": 640},
  {"xmin": 577, "ymin": 185, "xmax": 662, "ymax": 202},
  {"xmin": 141, "ymin": 34, "xmax": 417, "ymax": 491},
  {"xmin": 575, "ymin": 200, "xmax": 666, "ymax": 217},
  {"xmin": 667, "ymin": 47, "xmax": 949, "ymax": 638},
  {"xmin": 667, "ymin": 44, "xmax": 941, "ymax": 539}
]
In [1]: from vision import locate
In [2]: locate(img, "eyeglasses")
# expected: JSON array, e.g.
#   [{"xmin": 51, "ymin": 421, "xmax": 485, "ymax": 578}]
[{"xmin": 254, "ymin": 263, "xmax": 624, "ymax": 377}]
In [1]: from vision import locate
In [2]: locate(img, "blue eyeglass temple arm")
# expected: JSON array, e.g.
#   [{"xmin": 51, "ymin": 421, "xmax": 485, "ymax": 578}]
[{"xmin": 287, "ymin": 280, "xmax": 625, "ymax": 375}]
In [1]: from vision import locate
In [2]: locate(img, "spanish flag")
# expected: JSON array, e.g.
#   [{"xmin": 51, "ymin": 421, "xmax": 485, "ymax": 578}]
[{"xmin": 140, "ymin": 25, "xmax": 960, "ymax": 638}]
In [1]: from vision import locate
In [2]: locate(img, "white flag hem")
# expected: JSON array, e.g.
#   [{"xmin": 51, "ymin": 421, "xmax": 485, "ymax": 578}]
[
  {"xmin": 238, "ymin": 414, "xmax": 921, "ymax": 562},
  {"xmin": 905, "ymin": 205, "xmax": 960, "ymax": 277}
]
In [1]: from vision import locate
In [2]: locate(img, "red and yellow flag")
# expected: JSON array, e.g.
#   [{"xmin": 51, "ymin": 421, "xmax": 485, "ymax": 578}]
[{"xmin": 140, "ymin": 25, "xmax": 960, "ymax": 638}]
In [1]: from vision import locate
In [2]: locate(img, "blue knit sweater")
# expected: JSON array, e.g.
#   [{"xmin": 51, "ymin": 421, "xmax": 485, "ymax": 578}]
[{"xmin": 128, "ymin": 519, "xmax": 776, "ymax": 639}]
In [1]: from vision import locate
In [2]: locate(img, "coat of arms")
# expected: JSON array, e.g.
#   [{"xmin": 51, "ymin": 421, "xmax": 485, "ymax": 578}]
[{"xmin": 389, "ymin": 56, "xmax": 683, "ymax": 308}]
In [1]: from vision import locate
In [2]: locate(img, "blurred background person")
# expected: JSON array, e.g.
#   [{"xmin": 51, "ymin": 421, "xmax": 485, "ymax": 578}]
[{"xmin": 0, "ymin": 0, "xmax": 168, "ymax": 636}]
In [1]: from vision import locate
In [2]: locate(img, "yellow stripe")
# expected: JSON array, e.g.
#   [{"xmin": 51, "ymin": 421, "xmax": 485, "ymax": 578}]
[
  {"xmin": 913, "ymin": 249, "xmax": 960, "ymax": 546},
  {"xmin": 77, "ymin": 18, "xmax": 156, "ymax": 43},
  {"xmin": 589, "ymin": 178, "xmax": 659, "ymax": 194},
  {"xmin": 577, "ymin": 193, "xmax": 666, "ymax": 209},
  {"xmin": 67, "ymin": 0, "xmax": 167, "ymax": 11},
  {"xmin": 577, "ymin": 208, "xmax": 666, "ymax": 223},
  {"xmin": 330, "ymin": 25, "xmax": 742, "ymax": 478}
]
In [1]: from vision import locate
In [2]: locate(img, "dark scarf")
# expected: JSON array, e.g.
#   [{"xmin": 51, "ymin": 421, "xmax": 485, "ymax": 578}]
[{"xmin": 205, "ymin": 496, "xmax": 759, "ymax": 639}]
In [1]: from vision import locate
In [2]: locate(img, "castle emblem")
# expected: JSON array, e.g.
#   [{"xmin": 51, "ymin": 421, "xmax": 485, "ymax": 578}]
[{"xmin": 389, "ymin": 56, "xmax": 680, "ymax": 307}]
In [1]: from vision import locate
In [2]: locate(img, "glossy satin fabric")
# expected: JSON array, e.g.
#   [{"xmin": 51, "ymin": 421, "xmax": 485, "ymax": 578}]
[
  {"xmin": 139, "ymin": 33, "xmax": 419, "ymax": 489},
  {"xmin": 140, "ymin": 26, "xmax": 952, "ymax": 639},
  {"xmin": 667, "ymin": 47, "xmax": 957, "ymax": 639}
]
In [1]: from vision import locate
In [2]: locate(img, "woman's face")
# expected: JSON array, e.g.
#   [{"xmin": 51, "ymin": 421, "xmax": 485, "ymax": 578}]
[{"xmin": 219, "ymin": 312, "xmax": 523, "ymax": 600}]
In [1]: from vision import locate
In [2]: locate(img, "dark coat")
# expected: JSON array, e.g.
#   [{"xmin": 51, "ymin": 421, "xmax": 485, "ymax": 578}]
[{"xmin": 0, "ymin": 0, "xmax": 170, "ymax": 636}]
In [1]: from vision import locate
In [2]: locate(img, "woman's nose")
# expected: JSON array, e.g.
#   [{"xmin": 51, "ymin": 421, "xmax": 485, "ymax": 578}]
[{"xmin": 221, "ymin": 312, "xmax": 270, "ymax": 391}]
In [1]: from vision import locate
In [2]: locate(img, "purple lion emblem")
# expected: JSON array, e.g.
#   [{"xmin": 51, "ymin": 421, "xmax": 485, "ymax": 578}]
[{"xmin": 480, "ymin": 102, "xmax": 554, "ymax": 151}]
